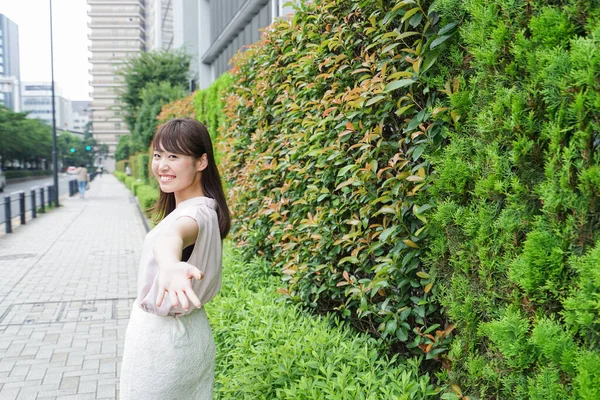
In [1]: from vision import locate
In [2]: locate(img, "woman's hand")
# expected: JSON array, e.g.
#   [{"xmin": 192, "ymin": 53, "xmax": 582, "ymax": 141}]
[{"xmin": 156, "ymin": 261, "xmax": 204, "ymax": 311}]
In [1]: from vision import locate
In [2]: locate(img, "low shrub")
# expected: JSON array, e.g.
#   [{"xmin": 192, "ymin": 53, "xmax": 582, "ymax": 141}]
[
  {"xmin": 208, "ymin": 245, "xmax": 440, "ymax": 399},
  {"xmin": 4, "ymin": 170, "xmax": 52, "ymax": 179},
  {"xmin": 114, "ymin": 171, "xmax": 126, "ymax": 182},
  {"xmin": 135, "ymin": 184, "xmax": 159, "ymax": 218},
  {"xmin": 123, "ymin": 176, "xmax": 136, "ymax": 191}
]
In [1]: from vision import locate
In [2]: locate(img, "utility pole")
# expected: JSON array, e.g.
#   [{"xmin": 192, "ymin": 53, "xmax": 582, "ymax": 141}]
[{"xmin": 50, "ymin": 0, "xmax": 59, "ymax": 206}]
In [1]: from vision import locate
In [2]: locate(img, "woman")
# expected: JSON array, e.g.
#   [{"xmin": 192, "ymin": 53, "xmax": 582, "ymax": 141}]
[
  {"xmin": 75, "ymin": 164, "xmax": 88, "ymax": 198},
  {"xmin": 120, "ymin": 118, "xmax": 230, "ymax": 399}
]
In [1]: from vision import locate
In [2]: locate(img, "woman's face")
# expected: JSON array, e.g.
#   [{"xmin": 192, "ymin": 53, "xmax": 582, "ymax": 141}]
[{"xmin": 151, "ymin": 148, "xmax": 203, "ymax": 197}]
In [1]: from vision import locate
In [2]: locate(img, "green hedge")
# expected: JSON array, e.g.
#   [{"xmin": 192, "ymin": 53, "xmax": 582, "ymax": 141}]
[
  {"xmin": 4, "ymin": 170, "xmax": 53, "ymax": 179},
  {"xmin": 423, "ymin": 0, "xmax": 600, "ymax": 398},
  {"xmin": 208, "ymin": 245, "xmax": 439, "ymax": 399},
  {"xmin": 219, "ymin": 0, "xmax": 600, "ymax": 397},
  {"xmin": 221, "ymin": 0, "xmax": 457, "ymax": 357},
  {"xmin": 194, "ymin": 73, "xmax": 233, "ymax": 141}
]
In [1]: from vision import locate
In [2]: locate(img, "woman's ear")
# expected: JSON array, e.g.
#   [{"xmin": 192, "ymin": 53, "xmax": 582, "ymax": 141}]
[{"xmin": 196, "ymin": 153, "xmax": 208, "ymax": 172}]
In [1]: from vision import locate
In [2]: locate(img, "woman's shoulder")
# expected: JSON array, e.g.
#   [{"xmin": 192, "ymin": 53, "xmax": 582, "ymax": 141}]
[{"xmin": 176, "ymin": 202, "xmax": 217, "ymax": 223}]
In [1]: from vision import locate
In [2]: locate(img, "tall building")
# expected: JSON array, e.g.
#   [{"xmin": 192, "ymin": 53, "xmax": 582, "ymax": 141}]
[
  {"xmin": 145, "ymin": 0, "xmax": 174, "ymax": 51},
  {"xmin": 87, "ymin": 0, "xmax": 146, "ymax": 167},
  {"xmin": 0, "ymin": 14, "xmax": 21, "ymax": 112},
  {"xmin": 69, "ymin": 101, "xmax": 91, "ymax": 133},
  {"xmin": 173, "ymin": 0, "xmax": 297, "ymax": 89},
  {"xmin": 21, "ymin": 82, "xmax": 70, "ymax": 129}
]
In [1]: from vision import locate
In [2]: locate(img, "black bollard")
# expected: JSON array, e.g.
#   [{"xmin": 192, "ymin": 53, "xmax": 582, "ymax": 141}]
[
  {"xmin": 40, "ymin": 187, "xmax": 45, "ymax": 213},
  {"xmin": 4, "ymin": 195, "xmax": 11, "ymax": 234},
  {"xmin": 19, "ymin": 191, "xmax": 25, "ymax": 225},
  {"xmin": 48, "ymin": 186, "xmax": 54, "ymax": 207},
  {"xmin": 31, "ymin": 189, "xmax": 37, "ymax": 218}
]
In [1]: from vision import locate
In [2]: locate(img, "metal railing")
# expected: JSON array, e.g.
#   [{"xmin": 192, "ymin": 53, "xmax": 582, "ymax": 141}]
[{"xmin": 1, "ymin": 179, "xmax": 80, "ymax": 234}]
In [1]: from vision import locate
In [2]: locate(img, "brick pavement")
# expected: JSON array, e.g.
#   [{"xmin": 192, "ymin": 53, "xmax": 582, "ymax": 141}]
[{"xmin": 0, "ymin": 174, "xmax": 147, "ymax": 399}]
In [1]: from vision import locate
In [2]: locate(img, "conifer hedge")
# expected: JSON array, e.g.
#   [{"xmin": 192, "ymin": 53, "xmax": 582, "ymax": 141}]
[{"xmin": 425, "ymin": 0, "xmax": 600, "ymax": 397}]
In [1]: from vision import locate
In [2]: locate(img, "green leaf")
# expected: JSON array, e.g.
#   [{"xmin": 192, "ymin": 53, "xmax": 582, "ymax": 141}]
[
  {"xmin": 366, "ymin": 95, "xmax": 386, "ymax": 106},
  {"xmin": 430, "ymin": 34, "xmax": 452, "ymax": 49},
  {"xmin": 380, "ymin": 227, "xmax": 396, "ymax": 242},
  {"xmin": 438, "ymin": 21, "xmax": 458, "ymax": 36},
  {"xmin": 384, "ymin": 79, "xmax": 415, "ymax": 93},
  {"xmin": 401, "ymin": 7, "xmax": 421, "ymax": 23}
]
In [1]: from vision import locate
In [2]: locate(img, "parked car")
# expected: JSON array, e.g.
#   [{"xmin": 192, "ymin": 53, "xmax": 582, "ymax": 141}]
[
  {"xmin": 0, "ymin": 168, "xmax": 5, "ymax": 192},
  {"xmin": 66, "ymin": 166, "xmax": 78, "ymax": 175}
]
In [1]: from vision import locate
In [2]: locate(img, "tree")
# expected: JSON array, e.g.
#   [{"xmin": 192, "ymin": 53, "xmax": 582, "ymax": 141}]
[
  {"xmin": 132, "ymin": 81, "xmax": 186, "ymax": 151},
  {"xmin": 117, "ymin": 50, "xmax": 191, "ymax": 134},
  {"xmin": 115, "ymin": 134, "xmax": 132, "ymax": 161},
  {"xmin": 0, "ymin": 106, "xmax": 52, "ymax": 168}
]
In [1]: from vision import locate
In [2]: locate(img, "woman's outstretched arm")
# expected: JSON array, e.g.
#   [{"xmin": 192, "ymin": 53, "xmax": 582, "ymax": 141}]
[{"xmin": 153, "ymin": 216, "xmax": 203, "ymax": 311}]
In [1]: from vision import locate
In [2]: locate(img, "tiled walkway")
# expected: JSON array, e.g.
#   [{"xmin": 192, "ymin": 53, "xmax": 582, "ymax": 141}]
[{"xmin": 0, "ymin": 174, "xmax": 146, "ymax": 399}]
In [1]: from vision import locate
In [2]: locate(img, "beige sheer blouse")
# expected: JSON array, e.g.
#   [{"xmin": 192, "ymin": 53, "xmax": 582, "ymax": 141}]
[{"xmin": 136, "ymin": 196, "xmax": 222, "ymax": 317}]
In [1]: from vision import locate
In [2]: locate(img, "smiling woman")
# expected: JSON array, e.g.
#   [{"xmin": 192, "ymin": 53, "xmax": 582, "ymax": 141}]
[{"xmin": 119, "ymin": 118, "xmax": 231, "ymax": 400}]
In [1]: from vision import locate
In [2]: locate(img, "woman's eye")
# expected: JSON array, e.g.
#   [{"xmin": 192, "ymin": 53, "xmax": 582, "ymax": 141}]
[
  {"xmin": 168, "ymin": 155, "xmax": 178, "ymax": 159},
  {"xmin": 153, "ymin": 154, "xmax": 160, "ymax": 159}
]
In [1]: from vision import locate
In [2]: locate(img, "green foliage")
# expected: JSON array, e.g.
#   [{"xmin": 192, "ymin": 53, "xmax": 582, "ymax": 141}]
[
  {"xmin": 114, "ymin": 171, "xmax": 126, "ymax": 181},
  {"xmin": 221, "ymin": 0, "xmax": 460, "ymax": 357},
  {"xmin": 0, "ymin": 106, "xmax": 52, "ymax": 167},
  {"xmin": 115, "ymin": 135, "xmax": 133, "ymax": 162},
  {"xmin": 194, "ymin": 73, "xmax": 233, "ymax": 141},
  {"xmin": 208, "ymin": 246, "xmax": 440, "ymax": 399},
  {"xmin": 563, "ymin": 241, "xmax": 600, "ymax": 348},
  {"xmin": 117, "ymin": 49, "xmax": 191, "ymax": 133},
  {"xmin": 479, "ymin": 308, "xmax": 533, "ymax": 370},
  {"xmin": 424, "ymin": 0, "xmax": 600, "ymax": 397},
  {"xmin": 574, "ymin": 350, "xmax": 600, "ymax": 400},
  {"xmin": 55, "ymin": 131, "xmax": 96, "ymax": 167},
  {"xmin": 131, "ymin": 81, "xmax": 186, "ymax": 151},
  {"xmin": 3, "ymin": 170, "xmax": 52, "ymax": 179},
  {"xmin": 136, "ymin": 185, "xmax": 159, "ymax": 218}
]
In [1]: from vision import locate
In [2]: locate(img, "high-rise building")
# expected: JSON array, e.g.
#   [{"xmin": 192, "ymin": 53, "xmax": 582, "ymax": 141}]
[
  {"xmin": 145, "ymin": 0, "xmax": 174, "ymax": 51},
  {"xmin": 21, "ymin": 82, "xmax": 70, "ymax": 129},
  {"xmin": 0, "ymin": 14, "xmax": 21, "ymax": 112},
  {"xmin": 87, "ymin": 0, "xmax": 146, "ymax": 167},
  {"xmin": 173, "ymin": 0, "xmax": 297, "ymax": 89},
  {"xmin": 69, "ymin": 101, "xmax": 91, "ymax": 133}
]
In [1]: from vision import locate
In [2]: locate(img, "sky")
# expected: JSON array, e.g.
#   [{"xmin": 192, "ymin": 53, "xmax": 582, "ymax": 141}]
[{"xmin": 0, "ymin": 0, "xmax": 91, "ymax": 101}]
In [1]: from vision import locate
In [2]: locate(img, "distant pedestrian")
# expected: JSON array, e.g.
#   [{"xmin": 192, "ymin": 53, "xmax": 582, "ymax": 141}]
[
  {"xmin": 75, "ymin": 164, "xmax": 88, "ymax": 198},
  {"xmin": 125, "ymin": 165, "xmax": 131, "ymax": 176},
  {"xmin": 96, "ymin": 166, "xmax": 103, "ymax": 177},
  {"xmin": 119, "ymin": 119, "xmax": 230, "ymax": 399}
]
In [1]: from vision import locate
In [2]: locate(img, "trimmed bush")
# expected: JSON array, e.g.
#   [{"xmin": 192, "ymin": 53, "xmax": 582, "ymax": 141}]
[
  {"xmin": 208, "ymin": 245, "xmax": 440, "ymax": 399},
  {"xmin": 221, "ymin": 0, "xmax": 459, "ymax": 358},
  {"xmin": 114, "ymin": 171, "xmax": 126, "ymax": 182},
  {"xmin": 4, "ymin": 170, "xmax": 53, "ymax": 179},
  {"xmin": 136, "ymin": 184, "xmax": 159, "ymax": 218}
]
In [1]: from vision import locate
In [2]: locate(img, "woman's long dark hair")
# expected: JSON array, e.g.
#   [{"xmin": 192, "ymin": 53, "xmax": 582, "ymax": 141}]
[{"xmin": 149, "ymin": 118, "xmax": 230, "ymax": 239}]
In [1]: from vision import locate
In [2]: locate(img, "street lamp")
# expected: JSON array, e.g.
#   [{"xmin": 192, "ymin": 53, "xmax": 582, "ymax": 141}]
[{"xmin": 49, "ymin": 0, "xmax": 59, "ymax": 206}]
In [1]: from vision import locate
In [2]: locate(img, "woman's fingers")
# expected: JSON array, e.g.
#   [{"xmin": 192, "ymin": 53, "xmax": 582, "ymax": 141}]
[
  {"xmin": 188, "ymin": 266, "xmax": 203, "ymax": 280},
  {"xmin": 156, "ymin": 287, "xmax": 166, "ymax": 307},
  {"xmin": 177, "ymin": 291, "xmax": 190, "ymax": 311},
  {"xmin": 183, "ymin": 288, "xmax": 202, "ymax": 308},
  {"xmin": 168, "ymin": 290, "xmax": 179, "ymax": 308}
]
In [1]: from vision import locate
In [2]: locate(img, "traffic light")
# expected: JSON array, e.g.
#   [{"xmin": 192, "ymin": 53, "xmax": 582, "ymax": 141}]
[
  {"xmin": 85, "ymin": 145, "xmax": 92, "ymax": 151},
  {"xmin": 70, "ymin": 148, "xmax": 75, "ymax": 153}
]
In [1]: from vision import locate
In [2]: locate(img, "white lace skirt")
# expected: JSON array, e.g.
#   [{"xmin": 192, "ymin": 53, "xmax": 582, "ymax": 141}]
[{"xmin": 119, "ymin": 301, "xmax": 216, "ymax": 400}]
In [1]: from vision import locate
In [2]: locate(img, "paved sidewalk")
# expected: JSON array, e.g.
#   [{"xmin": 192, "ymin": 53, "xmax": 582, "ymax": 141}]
[{"xmin": 0, "ymin": 174, "xmax": 147, "ymax": 399}]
